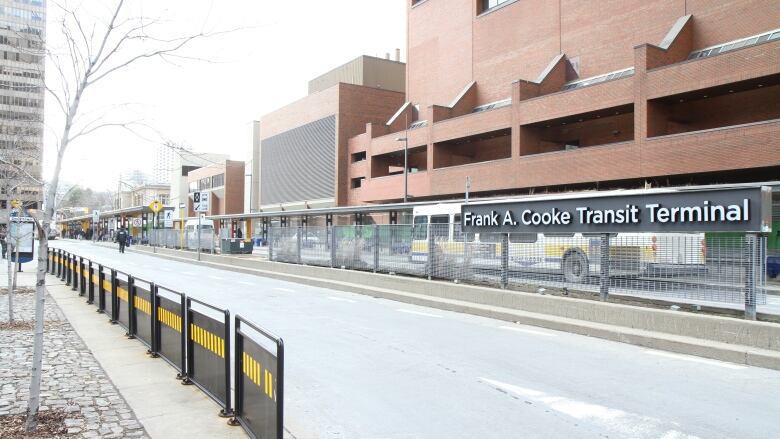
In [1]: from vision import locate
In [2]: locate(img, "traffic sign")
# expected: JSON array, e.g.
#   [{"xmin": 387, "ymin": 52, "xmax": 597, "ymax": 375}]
[
  {"xmin": 163, "ymin": 210, "xmax": 173, "ymax": 228},
  {"xmin": 10, "ymin": 199, "xmax": 21, "ymax": 209},
  {"xmin": 149, "ymin": 200, "xmax": 164, "ymax": 213},
  {"xmin": 194, "ymin": 191, "xmax": 210, "ymax": 212},
  {"xmin": 132, "ymin": 218, "xmax": 142, "ymax": 227},
  {"xmin": 92, "ymin": 210, "xmax": 100, "ymax": 222}
]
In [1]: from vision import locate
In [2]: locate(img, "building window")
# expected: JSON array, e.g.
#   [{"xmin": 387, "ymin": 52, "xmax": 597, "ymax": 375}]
[
  {"xmin": 350, "ymin": 177, "xmax": 364, "ymax": 189},
  {"xmin": 351, "ymin": 151, "xmax": 366, "ymax": 163},
  {"xmin": 480, "ymin": 0, "xmax": 512, "ymax": 14},
  {"xmin": 211, "ymin": 173, "xmax": 225, "ymax": 188}
]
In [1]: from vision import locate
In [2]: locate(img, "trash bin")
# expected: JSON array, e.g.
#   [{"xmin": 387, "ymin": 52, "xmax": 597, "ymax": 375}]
[{"xmin": 221, "ymin": 238, "xmax": 254, "ymax": 254}]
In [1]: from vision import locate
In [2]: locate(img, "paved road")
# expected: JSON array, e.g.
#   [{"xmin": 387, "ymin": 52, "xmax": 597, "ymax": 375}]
[{"xmin": 51, "ymin": 240, "xmax": 780, "ymax": 439}]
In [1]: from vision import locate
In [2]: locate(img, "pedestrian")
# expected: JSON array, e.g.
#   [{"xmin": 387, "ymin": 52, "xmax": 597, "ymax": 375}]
[
  {"xmin": 0, "ymin": 228, "xmax": 6, "ymax": 259},
  {"xmin": 235, "ymin": 227, "xmax": 243, "ymax": 239},
  {"xmin": 117, "ymin": 227, "xmax": 128, "ymax": 253}
]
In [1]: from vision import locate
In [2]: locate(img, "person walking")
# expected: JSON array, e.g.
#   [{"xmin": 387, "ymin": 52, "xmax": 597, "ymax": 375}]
[
  {"xmin": 0, "ymin": 228, "xmax": 7, "ymax": 259},
  {"xmin": 117, "ymin": 227, "xmax": 128, "ymax": 253}
]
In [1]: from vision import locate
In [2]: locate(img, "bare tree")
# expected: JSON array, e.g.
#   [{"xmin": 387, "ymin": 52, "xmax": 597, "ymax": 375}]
[
  {"xmin": 25, "ymin": 0, "xmax": 224, "ymax": 433},
  {"xmin": 0, "ymin": 110, "xmax": 42, "ymax": 323}
]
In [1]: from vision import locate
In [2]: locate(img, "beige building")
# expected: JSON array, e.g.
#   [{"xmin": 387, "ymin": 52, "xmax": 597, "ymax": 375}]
[
  {"xmin": 169, "ymin": 150, "xmax": 230, "ymax": 211},
  {"xmin": 115, "ymin": 184, "xmax": 169, "ymax": 210}
]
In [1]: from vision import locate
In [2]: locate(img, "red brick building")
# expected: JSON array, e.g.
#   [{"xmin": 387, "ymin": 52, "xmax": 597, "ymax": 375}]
[{"xmin": 347, "ymin": 0, "xmax": 780, "ymax": 204}]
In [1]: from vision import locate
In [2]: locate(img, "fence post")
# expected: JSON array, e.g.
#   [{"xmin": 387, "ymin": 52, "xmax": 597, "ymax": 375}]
[
  {"xmin": 87, "ymin": 261, "xmax": 94, "ymax": 304},
  {"xmin": 97, "ymin": 265, "xmax": 104, "ymax": 312},
  {"xmin": 148, "ymin": 283, "xmax": 159, "ymax": 357},
  {"xmin": 71, "ymin": 254, "xmax": 78, "ymax": 291},
  {"xmin": 127, "ymin": 276, "xmax": 136, "ymax": 339},
  {"xmin": 268, "ymin": 228, "xmax": 275, "ymax": 261},
  {"xmin": 296, "ymin": 226, "xmax": 302, "ymax": 265},
  {"xmin": 743, "ymin": 234, "xmax": 764, "ymax": 320},
  {"xmin": 330, "ymin": 226, "xmax": 337, "ymax": 268},
  {"xmin": 427, "ymin": 226, "xmax": 434, "ymax": 280},
  {"xmin": 110, "ymin": 269, "xmax": 118, "ymax": 324},
  {"xmin": 500, "ymin": 234, "xmax": 509, "ymax": 289},
  {"xmin": 600, "ymin": 234, "xmax": 610, "ymax": 301},
  {"xmin": 220, "ymin": 309, "xmax": 233, "ymax": 418},
  {"xmin": 79, "ymin": 257, "xmax": 86, "ymax": 296},
  {"xmin": 373, "ymin": 225, "xmax": 379, "ymax": 273}
]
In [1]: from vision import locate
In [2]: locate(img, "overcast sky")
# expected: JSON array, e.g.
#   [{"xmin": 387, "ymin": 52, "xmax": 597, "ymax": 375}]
[{"xmin": 43, "ymin": 0, "xmax": 406, "ymax": 191}]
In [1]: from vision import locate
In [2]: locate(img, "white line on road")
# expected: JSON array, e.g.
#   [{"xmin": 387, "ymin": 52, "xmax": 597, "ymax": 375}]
[
  {"xmin": 499, "ymin": 325, "xmax": 557, "ymax": 337},
  {"xmin": 643, "ymin": 350, "xmax": 747, "ymax": 370},
  {"xmin": 479, "ymin": 377, "xmax": 700, "ymax": 438},
  {"xmin": 183, "ymin": 271, "xmax": 196, "ymax": 276},
  {"xmin": 327, "ymin": 297, "xmax": 356, "ymax": 303},
  {"xmin": 274, "ymin": 287, "xmax": 295, "ymax": 293},
  {"xmin": 208, "ymin": 275, "xmax": 225, "ymax": 281},
  {"xmin": 237, "ymin": 281, "xmax": 254, "ymax": 286},
  {"xmin": 396, "ymin": 309, "xmax": 442, "ymax": 318}
]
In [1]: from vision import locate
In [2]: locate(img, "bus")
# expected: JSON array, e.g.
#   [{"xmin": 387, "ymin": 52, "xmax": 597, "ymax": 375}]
[{"xmin": 412, "ymin": 203, "xmax": 706, "ymax": 282}]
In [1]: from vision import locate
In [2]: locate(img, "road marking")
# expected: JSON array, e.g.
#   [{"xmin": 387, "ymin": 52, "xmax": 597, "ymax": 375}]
[
  {"xmin": 327, "ymin": 297, "xmax": 356, "ymax": 303},
  {"xmin": 183, "ymin": 271, "xmax": 196, "ymax": 276},
  {"xmin": 499, "ymin": 326, "xmax": 557, "ymax": 337},
  {"xmin": 274, "ymin": 287, "xmax": 295, "ymax": 293},
  {"xmin": 208, "ymin": 275, "xmax": 225, "ymax": 281},
  {"xmin": 396, "ymin": 309, "xmax": 442, "ymax": 318},
  {"xmin": 237, "ymin": 281, "xmax": 254, "ymax": 286},
  {"xmin": 643, "ymin": 350, "xmax": 747, "ymax": 370},
  {"xmin": 479, "ymin": 377, "xmax": 700, "ymax": 438}
]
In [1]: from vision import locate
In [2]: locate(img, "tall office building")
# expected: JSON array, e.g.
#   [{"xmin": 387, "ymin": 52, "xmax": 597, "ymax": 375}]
[
  {"xmin": 0, "ymin": 0, "xmax": 45, "ymax": 224},
  {"xmin": 153, "ymin": 143, "xmax": 174, "ymax": 184}
]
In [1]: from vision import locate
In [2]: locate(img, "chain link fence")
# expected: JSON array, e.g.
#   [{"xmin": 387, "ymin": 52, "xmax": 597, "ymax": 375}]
[{"xmin": 269, "ymin": 224, "xmax": 767, "ymax": 311}]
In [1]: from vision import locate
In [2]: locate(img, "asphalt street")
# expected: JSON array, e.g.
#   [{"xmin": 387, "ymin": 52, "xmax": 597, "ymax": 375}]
[{"xmin": 49, "ymin": 240, "xmax": 780, "ymax": 439}]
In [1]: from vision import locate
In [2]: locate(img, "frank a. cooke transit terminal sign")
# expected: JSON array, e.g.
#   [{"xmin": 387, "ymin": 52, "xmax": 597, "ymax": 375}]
[{"xmin": 461, "ymin": 186, "xmax": 772, "ymax": 234}]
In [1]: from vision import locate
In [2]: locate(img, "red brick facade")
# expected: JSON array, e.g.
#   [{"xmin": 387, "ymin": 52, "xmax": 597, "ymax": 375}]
[{"xmin": 347, "ymin": 0, "xmax": 780, "ymax": 204}]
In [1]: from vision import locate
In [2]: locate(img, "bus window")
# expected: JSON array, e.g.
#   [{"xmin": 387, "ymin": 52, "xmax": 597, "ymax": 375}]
[
  {"xmin": 509, "ymin": 233, "xmax": 537, "ymax": 243},
  {"xmin": 453, "ymin": 215, "xmax": 474, "ymax": 242},
  {"xmin": 430, "ymin": 215, "xmax": 449, "ymax": 239},
  {"xmin": 412, "ymin": 216, "xmax": 427, "ymax": 240}
]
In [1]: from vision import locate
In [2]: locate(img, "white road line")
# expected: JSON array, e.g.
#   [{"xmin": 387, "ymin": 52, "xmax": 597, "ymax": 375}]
[
  {"xmin": 208, "ymin": 275, "xmax": 225, "ymax": 280},
  {"xmin": 396, "ymin": 309, "xmax": 442, "ymax": 318},
  {"xmin": 643, "ymin": 350, "xmax": 747, "ymax": 370},
  {"xmin": 327, "ymin": 297, "xmax": 356, "ymax": 303},
  {"xmin": 479, "ymin": 377, "xmax": 700, "ymax": 438},
  {"xmin": 237, "ymin": 281, "xmax": 254, "ymax": 286},
  {"xmin": 499, "ymin": 325, "xmax": 557, "ymax": 337},
  {"xmin": 183, "ymin": 271, "xmax": 196, "ymax": 276},
  {"xmin": 274, "ymin": 287, "xmax": 295, "ymax": 293}
]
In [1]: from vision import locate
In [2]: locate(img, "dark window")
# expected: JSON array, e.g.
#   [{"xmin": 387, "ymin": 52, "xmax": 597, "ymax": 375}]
[
  {"xmin": 350, "ymin": 177, "xmax": 364, "ymax": 189},
  {"xmin": 211, "ymin": 173, "xmax": 225, "ymax": 188},
  {"xmin": 351, "ymin": 151, "xmax": 366, "ymax": 163},
  {"xmin": 480, "ymin": 0, "xmax": 512, "ymax": 13}
]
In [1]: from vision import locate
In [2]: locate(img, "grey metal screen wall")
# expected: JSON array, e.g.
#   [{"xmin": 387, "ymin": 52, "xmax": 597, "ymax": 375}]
[{"xmin": 260, "ymin": 115, "xmax": 336, "ymax": 205}]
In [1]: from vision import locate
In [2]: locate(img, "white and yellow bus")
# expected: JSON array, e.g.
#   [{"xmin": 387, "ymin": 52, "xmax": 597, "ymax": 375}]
[{"xmin": 411, "ymin": 203, "xmax": 706, "ymax": 282}]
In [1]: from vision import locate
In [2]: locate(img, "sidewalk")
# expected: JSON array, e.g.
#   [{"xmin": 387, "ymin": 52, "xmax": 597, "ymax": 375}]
[
  {"xmin": 45, "ymin": 273, "xmax": 248, "ymax": 439},
  {"xmin": 1, "ymin": 268, "xmax": 148, "ymax": 438}
]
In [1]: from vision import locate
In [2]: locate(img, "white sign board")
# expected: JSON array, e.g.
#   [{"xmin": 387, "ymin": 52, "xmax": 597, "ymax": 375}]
[
  {"xmin": 194, "ymin": 191, "xmax": 210, "ymax": 212},
  {"xmin": 9, "ymin": 219, "xmax": 34, "ymax": 253},
  {"xmin": 163, "ymin": 210, "xmax": 174, "ymax": 228},
  {"xmin": 132, "ymin": 218, "xmax": 142, "ymax": 227},
  {"xmin": 92, "ymin": 210, "xmax": 100, "ymax": 222}
]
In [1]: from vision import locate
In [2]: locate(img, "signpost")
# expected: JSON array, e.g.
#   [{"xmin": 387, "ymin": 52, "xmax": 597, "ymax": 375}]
[
  {"xmin": 92, "ymin": 210, "xmax": 100, "ymax": 242},
  {"xmin": 194, "ymin": 192, "xmax": 210, "ymax": 260}
]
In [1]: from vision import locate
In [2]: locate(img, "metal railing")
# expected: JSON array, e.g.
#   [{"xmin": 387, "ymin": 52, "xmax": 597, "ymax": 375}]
[{"xmin": 269, "ymin": 224, "xmax": 768, "ymax": 318}]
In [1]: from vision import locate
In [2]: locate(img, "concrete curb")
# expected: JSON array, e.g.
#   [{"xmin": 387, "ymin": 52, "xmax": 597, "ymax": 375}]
[{"xmin": 110, "ymin": 243, "xmax": 780, "ymax": 371}]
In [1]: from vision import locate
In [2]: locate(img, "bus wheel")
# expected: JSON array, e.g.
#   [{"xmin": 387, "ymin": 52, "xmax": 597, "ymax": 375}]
[{"xmin": 562, "ymin": 250, "xmax": 588, "ymax": 283}]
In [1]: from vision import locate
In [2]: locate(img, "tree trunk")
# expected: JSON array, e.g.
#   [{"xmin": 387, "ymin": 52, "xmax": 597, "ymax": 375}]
[{"xmin": 6, "ymin": 237, "xmax": 12, "ymax": 323}]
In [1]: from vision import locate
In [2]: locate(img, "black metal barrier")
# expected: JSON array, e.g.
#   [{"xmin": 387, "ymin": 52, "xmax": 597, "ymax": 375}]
[
  {"xmin": 185, "ymin": 297, "xmax": 232, "ymax": 417},
  {"xmin": 155, "ymin": 286, "xmax": 186, "ymax": 375},
  {"xmin": 115, "ymin": 271, "xmax": 132, "ymax": 332},
  {"xmin": 45, "ymin": 250, "xmax": 285, "ymax": 437},
  {"xmin": 231, "ymin": 315, "xmax": 285, "ymax": 439},
  {"xmin": 131, "ymin": 277, "xmax": 156, "ymax": 351},
  {"xmin": 79, "ymin": 257, "xmax": 86, "ymax": 296}
]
